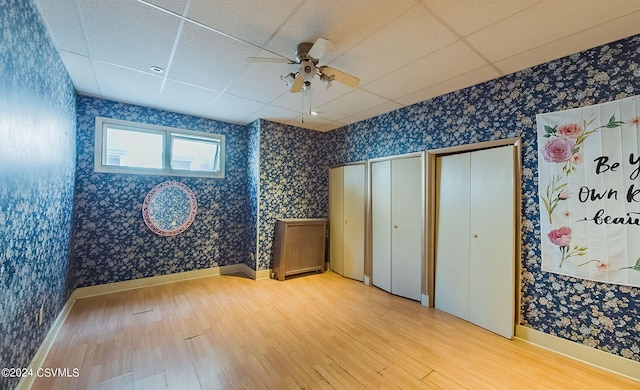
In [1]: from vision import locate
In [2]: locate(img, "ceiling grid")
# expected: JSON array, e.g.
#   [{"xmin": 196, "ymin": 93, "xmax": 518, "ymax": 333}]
[{"xmin": 33, "ymin": 0, "xmax": 640, "ymax": 131}]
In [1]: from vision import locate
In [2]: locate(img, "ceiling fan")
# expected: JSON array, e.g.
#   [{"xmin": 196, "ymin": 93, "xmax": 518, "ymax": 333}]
[{"xmin": 248, "ymin": 38, "xmax": 360, "ymax": 93}]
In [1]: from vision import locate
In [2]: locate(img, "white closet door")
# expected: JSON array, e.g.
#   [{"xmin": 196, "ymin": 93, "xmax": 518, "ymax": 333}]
[
  {"xmin": 371, "ymin": 160, "xmax": 391, "ymax": 293},
  {"xmin": 434, "ymin": 146, "xmax": 515, "ymax": 339},
  {"xmin": 391, "ymin": 156, "xmax": 422, "ymax": 301},
  {"xmin": 469, "ymin": 146, "xmax": 515, "ymax": 339},
  {"xmin": 434, "ymin": 153, "xmax": 471, "ymax": 320},
  {"xmin": 343, "ymin": 164, "xmax": 365, "ymax": 281},
  {"xmin": 329, "ymin": 167, "xmax": 344, "ymax": 276}
]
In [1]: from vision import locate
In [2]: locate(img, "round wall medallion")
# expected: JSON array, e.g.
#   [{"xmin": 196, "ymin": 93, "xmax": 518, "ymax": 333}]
[{"xmin": 142, "ymin": 181, "xmax": 197, "ymax": 236}]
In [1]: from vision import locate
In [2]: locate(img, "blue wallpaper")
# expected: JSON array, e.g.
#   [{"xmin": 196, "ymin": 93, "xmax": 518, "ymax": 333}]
[
  {"xmin": 0, "ymin": 0, "xmax": 77, "ymax": 388},
  {"xmin": 70, "ymin": 96, "xmax": 252, "ymax": 288},
  {"xmin": 246, "ymin": 120, "xmax": 260, "ymax": 271},
  {"xmin": 256, "ymin": 120, "xmax": 331, "ymax": 271},
  {"xmin": 326, "ymin": 36, "xmax": 640, "ymax": 362}
]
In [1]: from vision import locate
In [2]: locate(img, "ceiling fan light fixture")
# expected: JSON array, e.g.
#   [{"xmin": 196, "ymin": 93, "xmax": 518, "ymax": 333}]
[
  {"xmin": 320, "ymin": 73, "xmax": 334, "ymax": 89},
  {"xmin": 281, "ymin": 72, "xmax": 296, "ymax": 86}
]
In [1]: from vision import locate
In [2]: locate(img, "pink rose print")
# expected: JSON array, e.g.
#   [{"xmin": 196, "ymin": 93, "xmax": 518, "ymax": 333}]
[
  {"xmin": 542, "ymin": 137, "xmax": 576, "ymax": 163},
  {"xmin": 557, "ymin": 123, "xmax": 581, "ymax": 138},
  {"xmin": 558, "ymin": 190, "xmax": 572, "ymax": 200},
  {"xmin": 578, "ymin": 259, "xmax": 608, "ymax": 271},
  {"xmin": 548, "ymin": 226, "xmax": 571, "ymax": 246},
  {"xmin": 570, "ymin": 152, "xmax": 583, "ymax": 165},
  {"xmin": 548, "ymin": 226, "xmax": 587, "ymax": 267}
]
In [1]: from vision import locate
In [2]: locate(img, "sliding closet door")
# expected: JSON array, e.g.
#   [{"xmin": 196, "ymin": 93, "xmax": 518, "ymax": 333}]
[
  {"xmin": 434, "ymin": 153, "xmax": 471, "ymax": 320},
  {"xmin": 434, "ymin": 145, "xmax": 515, "ymax": 339},
  {"xmin": 343, "ymin": 164, "xmax": 365, "ymax": 281},
  {"xmin": 329, "ymin": 167, "xmax": 345, "ymax": 276},
  {"xmin": 390, "ymin": 156, "xmax": 422, "ymax": 301},
  {"xmin": 468, "ymin": 146, "xmax": 515, "ymax": 339},
  {"xmin": 371, "ymin": 160, "xmax": 391, "ymax": 293}
]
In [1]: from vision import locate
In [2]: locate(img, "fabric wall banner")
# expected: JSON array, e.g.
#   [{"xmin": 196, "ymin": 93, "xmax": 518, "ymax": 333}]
[{"xmin": 537, "ymin": 95, "xmax": 640, "ymax": 287}]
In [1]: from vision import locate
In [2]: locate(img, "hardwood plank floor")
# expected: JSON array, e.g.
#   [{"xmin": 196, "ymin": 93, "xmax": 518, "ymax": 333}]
[{"xmin": 32, "ymin": 271, "xmax": 639, "ymax": 389}]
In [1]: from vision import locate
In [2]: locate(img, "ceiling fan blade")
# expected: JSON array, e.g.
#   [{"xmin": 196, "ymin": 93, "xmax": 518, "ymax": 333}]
[
  {"xmin": 246, "ymin": 57, "xmax": 295, "ymax": 64},
  {"xmin": 290, "ymin": 73, "xmax": 304, "ymax": 93},
  {"xmin": 319, "ymin": 66, "xmax": 360, "ymax": 88},
  {"xmin": 308, "ymin": 37, "xmax": 332, "ymax": 60}
]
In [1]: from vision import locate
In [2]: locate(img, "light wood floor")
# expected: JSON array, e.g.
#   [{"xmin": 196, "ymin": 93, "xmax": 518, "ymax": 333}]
[{"xmin": 33, "ymin": 271, "xmax": 638, "ymax": 389}]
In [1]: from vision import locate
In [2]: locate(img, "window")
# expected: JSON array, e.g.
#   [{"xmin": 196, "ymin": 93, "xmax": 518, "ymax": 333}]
[{"xmin": 94, "ymin": 117, "xmax": 225, "ymax": 178}]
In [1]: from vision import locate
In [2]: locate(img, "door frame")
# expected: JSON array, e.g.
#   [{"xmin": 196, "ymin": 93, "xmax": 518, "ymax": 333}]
[{"xmin": 425, "ymin": 138, "xmax": 522, "ymax": 325}]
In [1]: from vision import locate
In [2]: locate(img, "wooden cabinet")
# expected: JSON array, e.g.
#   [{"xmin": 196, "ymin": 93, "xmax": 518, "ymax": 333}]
[
  {"xmin": 272, "ymin": 218, "xmax": 326, "ymax": 281},
  {"xmin": 329, "ymin": 164, "xmax": 366, "ymax": 281},
  {"xmin": 371, "ymin": 154, "xmax": 423, "ymax": 301}
]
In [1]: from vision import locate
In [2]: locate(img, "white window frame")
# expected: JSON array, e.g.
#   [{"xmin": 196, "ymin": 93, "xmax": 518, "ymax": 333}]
[{"xmin": 94, "ymin": 116, "xmax": 225, "ymax": 179}]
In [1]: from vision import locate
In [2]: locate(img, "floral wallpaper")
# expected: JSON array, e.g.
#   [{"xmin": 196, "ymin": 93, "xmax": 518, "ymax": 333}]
[
  {"xmin": 246, "ymin": 120, "xmax": 261, "ymax": 271},
  {"xmin": 325, "ymin": 35, "xmax": 640, "ymax": 362},
  {"xmin": 70, "ymin": 96, "xmax": 252, "ymax": 288},
  {"xmin": 255, "ymin": 120, "xmax": 331, "ymax": 271},
  {"xmin": 0, "ymin": 0, "xmax": 77, "ymax": 388}
]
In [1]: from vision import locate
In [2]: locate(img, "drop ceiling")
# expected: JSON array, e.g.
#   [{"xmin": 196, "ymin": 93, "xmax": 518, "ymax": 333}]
[{"xmin": 33, "ymin": 0, "xmax": 640, "ymax": 132}]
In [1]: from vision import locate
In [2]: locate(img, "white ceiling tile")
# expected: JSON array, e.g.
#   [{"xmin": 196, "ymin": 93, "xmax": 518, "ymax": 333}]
[
  {"xmin": 339, "ymin": 101, "xmax": 403, "ymax": 125},
  {"xmin": 157, "ymin": 79, "xmax": 221, "ymax": 116},
  {"xmin": 329, "ymin": 4, "xmax": 458, "ymax": 85},
  {"xmin": 78, "ymin": 0, "xmax": 180, "ymax": 73},
  {"xmin": 315, "ymin": 90, "xmax": 388, "ymax": 121},
  {"xmin": 188, "ymin": 0, "xmax": 304, "ymax": 47},
  {"xmin": 143, "ymin": 0, "xmax": 188, "ymax": 15},
  {"xmin": 317, "ymin": 121, "xmax": 347, "ymax": 132},
  {"xmin": 241, "ymin": 104, "xmax": 300, "ymax": 125},
  {"xmin": 270, "ymin": 82, "xmax": 354, "ymax": 114},
  {"xmin": 202, "ymin": 94, "xmax": 265, "ymax": 124},
  {"xmin": 495, "ymin": 11, "xmax": 640, "ymax": 75},
  {"xmin": 92, "ymin": 61, "xmax": 163, "ymax": 106},
  {"xmin": 285, "ymin": 114, "xmax": 334, "ymax": 131},
  {"xmin": 422, "ymin": 0, "xmax": 539, "ymax": 37},
  {"xmin": 467, "ymin": 0, "xmax": 640, "ymax": 62},
  {"xmin": 170, "ymin": 23, "xmax": 257, "ymax": 92},
  {"xmin": 57, "ymin": 50, "xmax": 99, "ymax": 95},
  {"xmin": 265, "ymin": 0, "xmax": 416, "ymax": 63},
  {"xmin": 396, "ymin": 65, "xmax": 500, "ymax": 106},
  {"xmin": 225, "ymin": 53, "xmax": 299, "ymax": 104},
  {"xmin": 33, "ymin": 0, "xmax": 88, "ymax": 55},
  {"xmin": 364, "ymin": 41, "xmax": 488, "ymax": 101}
]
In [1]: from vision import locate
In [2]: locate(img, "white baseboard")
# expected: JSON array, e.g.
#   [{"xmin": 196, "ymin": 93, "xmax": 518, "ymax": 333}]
[
  {"xmin": 255, "ymin": 268, "xmax": 272, "ymax": 280},
  {"xmin": 16, "ymin": 290, "xmax": 78, "ymax": 390},
  {"xmin": 421, "ymin": 294, "xmax": 430, "ymax": 307},
  {"xmin": 241, "ymin": 265, "xmax": 271, "ymax": 280},
  {"xmin": 363, "ymin": 275, "xmax": 370, "ymax": 286},
  {"xmin": 515, "ymin": 325, "xmax": 640, "ymax": 382},
  {"xmin": 74, "ymin": 263, "xmax": 250, "ymax": 299},
  {"xmin": 17, "ymin": 264, "xmax": 253, "ymax": 389}
]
